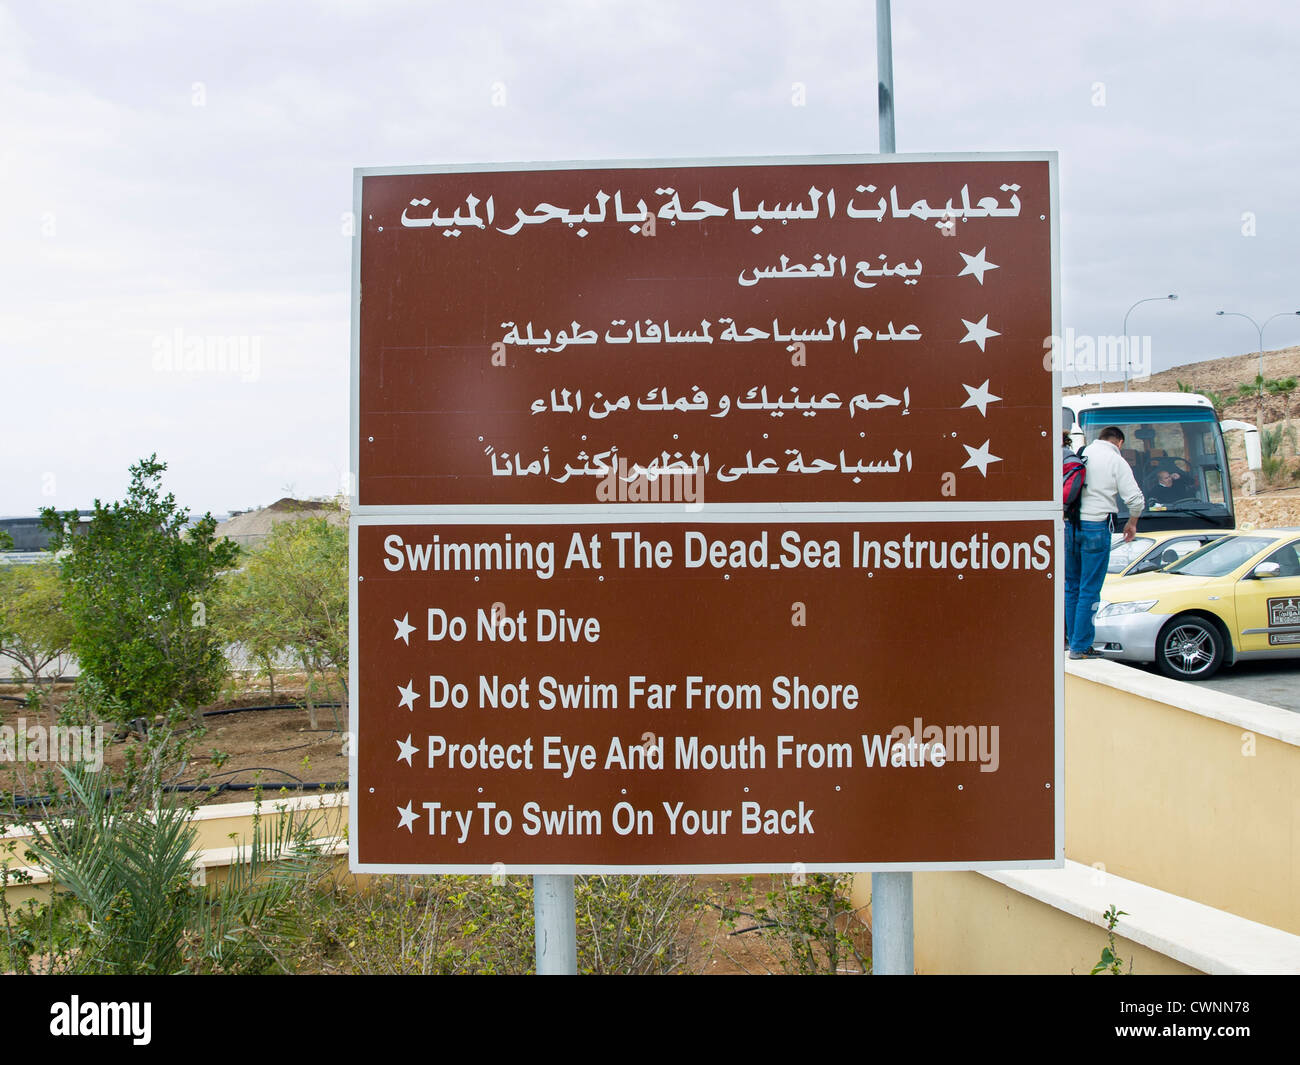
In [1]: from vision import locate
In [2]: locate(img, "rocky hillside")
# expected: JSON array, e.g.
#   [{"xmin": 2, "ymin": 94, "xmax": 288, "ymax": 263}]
[
  {"xmin": 1065, "ymin": 343, "xmax": 1300, "ymax": 424},
  {"xmin": 1066, "ymin": 343, "xmax": 1300, "ymax": 506}
]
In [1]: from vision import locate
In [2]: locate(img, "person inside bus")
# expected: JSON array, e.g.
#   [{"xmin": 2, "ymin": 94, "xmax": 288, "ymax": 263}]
[{"xmin": 1147, "ymin": 467, "xmax": 1192, "ymax": 506}]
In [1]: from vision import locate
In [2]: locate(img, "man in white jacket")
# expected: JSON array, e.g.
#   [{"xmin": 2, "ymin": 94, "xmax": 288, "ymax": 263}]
[{"xmin": 1066, "ymin": 426, "xmax": 1144, "ymax": 659}]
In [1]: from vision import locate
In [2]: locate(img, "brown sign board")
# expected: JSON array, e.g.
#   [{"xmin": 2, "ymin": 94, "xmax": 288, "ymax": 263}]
[
  {"xmin": 351, "ymin": 156, "xmax": 1056, "ymax": 509},
  {"xmin": 349, "ymin": 154, "xmax": 1062, "ymax": 874},
  {"xmin": 350, "ymin": 518, "xmax": 1058, "ymax": 872}
]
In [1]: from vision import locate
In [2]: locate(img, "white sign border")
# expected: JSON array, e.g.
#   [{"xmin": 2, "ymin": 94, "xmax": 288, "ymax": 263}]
[
  {"xmin": 348, "ymin": 150, "xmax": 1060, "ymax": 516},
  {"xmin": 348, "ymin": 509, "xmax": 1064, "ymax": 876},
  {"xmin": 347, "ymin": 151, "xmax": 1062, "ymax": 875}
]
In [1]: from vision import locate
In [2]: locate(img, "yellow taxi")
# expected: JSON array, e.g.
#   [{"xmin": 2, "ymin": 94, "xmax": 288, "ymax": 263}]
[
  {"xmin": 1092, "ymin": 528, "xmax": 1300, "ymax": 680},
  {"xmin": 1102, "ymin": 529, "xmax": 1226, "ymax": 591}
]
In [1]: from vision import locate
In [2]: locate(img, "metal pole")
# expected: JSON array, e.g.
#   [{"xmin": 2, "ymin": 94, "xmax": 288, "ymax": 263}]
[
  {"xmin": 1257, "ymin": 326, "xmax": 1264, "ymax": 431},
  {"xmin": 871, "ymin": 871, "xmax": 914, "ymax": 974},
  {"xmin": 533, "ymin": 874, "xmax": 577, "ymax": 974},
  {"xmin": 1217, "ymin": 311, "xmax": 1265, "ymax": 431},
  {"xmin": 1256, "ymin": 311, "xmax": 1300, "ymax": 428},
  {"xmin": 1122, "ymin": 313, "xmax": 1131, "ymax": 394},
  {"xmin": 876, "ymin": 0, "xmax": 895, "ymax": 153},
  {"xmin": 1121, "ymin": 295, "xmax": 1177, "ymax": 393},
  {"xmin": 873, "ymin": 1, "xmax": 912, "ymax": 977}
]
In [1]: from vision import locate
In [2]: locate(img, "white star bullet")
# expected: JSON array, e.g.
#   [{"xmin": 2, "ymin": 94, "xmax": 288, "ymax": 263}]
[
  {"xmin": 397, "ymin": 680, "xmax": 419, "ymax": 711},
  {"xmin": 958, "ymin": 247, "xmax": 999, "ymax": 285},
  {"xmin": 393, "ymin": 613, "xmax": 415, "ymax": 644},
  {"xmin": 396, "ymin": 735, "xmax": 417, "ymax": 765},
  {"xmin": 397, "ymin": 801, "xmax": 419, "ymax": 832},
  {"xmin": 960, "ymin": 380, "xmax": 1002, "ymax": 417},
  {"xmin": 960, "ymin": 314, "xmax": 1000, "ymax": 352},
  {"xmin": 961, "ymin": 440, "xmax": 1002, "ymax": 477}
]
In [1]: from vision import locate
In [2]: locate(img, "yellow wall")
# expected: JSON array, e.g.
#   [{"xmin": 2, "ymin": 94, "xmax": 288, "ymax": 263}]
[
  {"xmin": 912, "ymin": 870, "xmax": 1198, "ymax": 975},
  {"xmin": 1063, "ymin": 670, "xmax": 1299, "ymax": 936},
  {"xmin": 857, "ymin": 664, "xmax": 1300, "ymax": 972},
  {"xmin": 1, "ymin": 795, "xmax": 347, "ymax": 909}
]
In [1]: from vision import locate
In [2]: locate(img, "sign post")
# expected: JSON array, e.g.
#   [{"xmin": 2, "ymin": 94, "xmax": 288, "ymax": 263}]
[
  {"xmin": 348, "ymin": 154, "xmax": 1062, "ymax": 973},
  {"xmin": 533, "ymin": 874, "xmax": 576, "ymax": 975},
  {"xmin": 873, "ymin": 0, "xmax": 909, "ymax": 973}
]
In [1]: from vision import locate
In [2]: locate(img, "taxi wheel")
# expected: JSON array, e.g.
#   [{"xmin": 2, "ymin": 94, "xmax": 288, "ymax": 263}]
[{"xmin": 1155, "ymin": 615, "xmax": 1224, "ymax": 681}]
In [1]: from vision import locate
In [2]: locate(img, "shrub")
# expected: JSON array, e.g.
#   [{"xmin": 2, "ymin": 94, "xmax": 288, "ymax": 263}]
[
  {"xmin": 2, "ymin": 754, "xmax": 324, "ymax": 975},
  {"xmin": 717, "ymin": 872, "xmax": 868, "ymax": 974},
  {"xmin": 299, "ymin": 873, "xmax": 709, "ymax": 975}
]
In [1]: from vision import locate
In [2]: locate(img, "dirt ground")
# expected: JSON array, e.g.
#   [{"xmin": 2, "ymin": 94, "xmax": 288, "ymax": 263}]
[
  {"xmin": 1235, "ymin": 492, "xmax": 1300, "ymax": 528},
  {"xmin": 0, "ymin": 681, "xmax": 348, "ymax": 804}
]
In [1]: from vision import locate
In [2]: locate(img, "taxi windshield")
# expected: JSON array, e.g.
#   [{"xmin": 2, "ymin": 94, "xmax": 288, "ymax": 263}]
[{"xmin": 1165, "ymin": 536, "xmax": 1273, "ymax": 577}]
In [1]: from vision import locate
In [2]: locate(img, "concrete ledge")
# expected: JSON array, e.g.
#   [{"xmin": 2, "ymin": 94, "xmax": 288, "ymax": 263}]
[
  {"xmin": 3, "ymin": 795, "xmax": 350, "ymax": 903},
  {"xmin": 10, "ymin": 836, "xmax": 348, "ymax": 889},
  {"xmin": 986, "ymin": 860, "xmax": 1300, "ymax": 975},
  {"xmin": 3, "ymin": 791, "xmax": 348, "ymax": 841},
  {"xmin": 187, "ymin": 792, "xmax": 347, "ymax": 822},
  {"xmin": 1065, "ymin": 658, "xmax": 1300, "ymax": 746}
]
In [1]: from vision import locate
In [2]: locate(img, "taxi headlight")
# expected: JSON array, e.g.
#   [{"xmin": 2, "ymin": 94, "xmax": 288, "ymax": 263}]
[{"xmin": 1096, "ymin": 599, "xmax": 1158, "ymax": 618}]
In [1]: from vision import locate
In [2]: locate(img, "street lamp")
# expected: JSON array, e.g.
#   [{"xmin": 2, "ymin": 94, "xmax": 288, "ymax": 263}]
[
  {"xmin": 1120, "ymin": 294, "xmax": 1178, "ymax": 392},
  {"xmin": 1215, "ymin": 310, "xmax": 1300, "ymax": 428}
]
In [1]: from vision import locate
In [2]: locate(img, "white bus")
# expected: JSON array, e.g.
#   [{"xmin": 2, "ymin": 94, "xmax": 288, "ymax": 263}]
[{"xmin": 1063, "ymin": 392, "xmax": 1235, "ymax": 531}]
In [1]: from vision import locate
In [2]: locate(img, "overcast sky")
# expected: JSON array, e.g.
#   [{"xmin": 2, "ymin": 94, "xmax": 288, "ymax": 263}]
[{"xmin": 2, "ymin": 0, "xmax": 1297, "ymax": 517}]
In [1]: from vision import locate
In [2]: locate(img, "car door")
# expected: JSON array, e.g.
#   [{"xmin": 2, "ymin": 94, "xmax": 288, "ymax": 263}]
[{"xmin": 1233, "ymin": 537, "xmax": 1300, "ymax": 655}]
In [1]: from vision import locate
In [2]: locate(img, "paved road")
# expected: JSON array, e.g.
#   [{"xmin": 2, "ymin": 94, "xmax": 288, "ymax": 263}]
[
  {"xmin": 1119, "ymin": 658, "xmax": 1300, "ymax": 714},
  {"xmin": 1196, "ymin": 660, "xmax": 1300, "ymax": 713}
]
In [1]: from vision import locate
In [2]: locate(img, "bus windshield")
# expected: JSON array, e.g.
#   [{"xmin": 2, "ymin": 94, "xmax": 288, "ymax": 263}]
[{"xmin": 1080, "ymin": 405, "xmax": 1233, "ymax": 529}]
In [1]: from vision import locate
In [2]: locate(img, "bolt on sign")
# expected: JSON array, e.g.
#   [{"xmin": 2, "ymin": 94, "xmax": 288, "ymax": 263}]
[{"xmin": 349, "ymin": 154, "xmax": 1063, "ymax": 873}]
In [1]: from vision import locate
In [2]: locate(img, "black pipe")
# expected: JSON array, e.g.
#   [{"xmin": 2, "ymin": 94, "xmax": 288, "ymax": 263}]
[
  {"xmin": 202, "ymin": 702, "xmax": 343, "ymax": 719},
  {"xmin": 6, "ymin": 780, "xmax": 348, "ymax": 809},
  {"xmin": 1, "ymin": 699, "xmax": 343, "ymax": 716}
]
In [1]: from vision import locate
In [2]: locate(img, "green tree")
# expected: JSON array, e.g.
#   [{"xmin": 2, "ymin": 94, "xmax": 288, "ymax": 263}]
[
  {"xmin": 1177, "ymin": 383, "xmax": 1231, "ymax": 418},
  {"xmin": 216, "ymin": 512, "xmax": 347, "ymax": 729},
  {"xmin": 214, "ymin": 563, "xmax": 289, "ymax": 702},
  {"xmin": 1260, "ymin": 425, "xmax": 1297, "ymax": 488},
  {"xmin": 1237, "ymin": 374, "xmax": 1266, "ymax": 428},
  {"xmin": 0, "ymin": 563, "xmax": 75, "ymax": 691},
  {"xmin": 40, "ymin": 455, "xmax": 239, "ymax": 727},
  {"xmin": 0, "ymin": 530, "xmax": 14, "ymax": 551},
  {"xmin": 1265, "ymin": 376, "xmax": 1298, "ymax": 426}
]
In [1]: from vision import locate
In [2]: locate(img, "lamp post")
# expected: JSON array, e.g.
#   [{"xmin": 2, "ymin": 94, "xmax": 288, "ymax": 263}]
[
  {"xmin": 1215, "ymin": 310, "xmax": 1300, "ymax": 429},
  {"xmin": 1120, "ymin": 294, "xmax": 1177, "ymax": 392}
]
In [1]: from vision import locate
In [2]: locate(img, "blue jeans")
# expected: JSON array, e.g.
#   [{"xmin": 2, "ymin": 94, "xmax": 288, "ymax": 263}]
[{"xmin": 1065, "ymin": 520, "xmax": 1111, "ymax": 653}]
